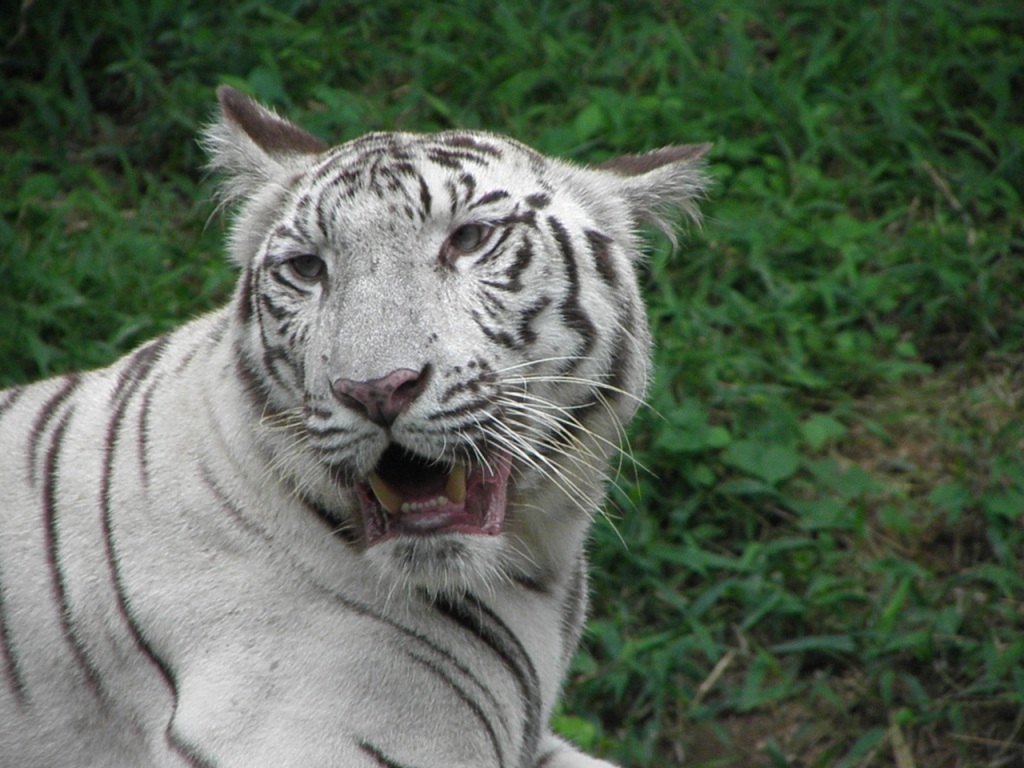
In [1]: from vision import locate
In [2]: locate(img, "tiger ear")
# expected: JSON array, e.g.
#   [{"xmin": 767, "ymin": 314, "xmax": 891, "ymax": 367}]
[
  {"xmin": 202, "ymin": 85, "xmax": 328, "ymax": 204},
  {"xmin": 596, "ymin": 143, "xmax": 712, "ymax": 243}
]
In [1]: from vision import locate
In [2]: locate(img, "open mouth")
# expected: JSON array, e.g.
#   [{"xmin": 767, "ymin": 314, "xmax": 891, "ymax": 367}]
[{"xmin": 355, "ymin": 444, "xmax": 512, "ymax": 546}]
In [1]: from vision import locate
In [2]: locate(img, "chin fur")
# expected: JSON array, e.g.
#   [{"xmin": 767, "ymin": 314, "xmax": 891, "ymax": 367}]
[{"xmin": 367, "ymin": 534, "xmax": 519, "ymax": 600}]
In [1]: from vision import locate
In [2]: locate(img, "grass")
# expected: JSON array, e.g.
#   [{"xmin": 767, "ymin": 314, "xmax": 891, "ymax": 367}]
[{"xmin": 2, "ymin": 1, "xmax": 1022, "ymax": 766}]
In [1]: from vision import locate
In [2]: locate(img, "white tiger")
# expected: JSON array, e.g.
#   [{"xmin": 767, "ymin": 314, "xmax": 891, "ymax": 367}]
[{"xmin": 0, "ymin": 86, "xmax": 708, "ymax": 768}]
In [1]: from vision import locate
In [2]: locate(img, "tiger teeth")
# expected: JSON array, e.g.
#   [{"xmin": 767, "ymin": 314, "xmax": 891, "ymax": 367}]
[
  {"xmin": 446, "ymin": 463, "xmax": 466, "ymax": 504},
  {"xmin": 367, "ymin": 463, "xmax": 466, "ymax": 516},
  {"xmin": 367, "ymin": 472, "xmax": 402, "ymax": 515},
  {"xmin": 400, "ymin": 496, "xmax": 450, "ymax": 513}
]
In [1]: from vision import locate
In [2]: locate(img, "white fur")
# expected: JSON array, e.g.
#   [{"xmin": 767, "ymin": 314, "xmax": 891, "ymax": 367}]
[{"xmin": 0, "ymin": 89, "xmax": 707, "ymax": 767}]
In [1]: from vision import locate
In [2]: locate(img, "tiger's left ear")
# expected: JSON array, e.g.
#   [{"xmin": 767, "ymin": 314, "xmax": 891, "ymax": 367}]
[
  {"xmin": 202, "ymin": 85, "xmax": 328, "ymax": 205},
  {"xmin": 596, "ymin": 143, "xmax": 712, "ymax": 242}
]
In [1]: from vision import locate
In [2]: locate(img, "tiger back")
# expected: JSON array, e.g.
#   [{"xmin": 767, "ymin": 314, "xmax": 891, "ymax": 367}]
[{"xmin": 0, "ymin": 86, "xmax": 708, "ymax": 768}]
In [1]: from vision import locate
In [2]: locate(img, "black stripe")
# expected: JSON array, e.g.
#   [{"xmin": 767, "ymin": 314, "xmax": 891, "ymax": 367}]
[
  {"xmin": 418, "ymin": 176, "xmax": 432, "ymax": 219},
  {"xmin": 137, "ymin": 377, "xmax": 160, "ymax": 493},
  {"xmin": 428, "ymin": 149, "xmax": 469, "ymax": 170},
  {"xmin": 547, "ymin": 216, "xmax": 598, "ymax": 369},
  {"xmin": 262, "ymin": 360, "xmax": 294, "ymax": 401},
  {"xmin": 293, "ymin": 220, "xmax": 325, "ymax": 261},
  {"xmin": 379, "ymin": 161, "xmax": 419, "ymax": 181},
  {"xmin": 357, "ymin": 741, "xmax": 417, "ymax": 768},
  {"xmin": 470, "ymin": 189, "xmax": 510, "ymax": 209},
  {"xmin": 508, "ymin": 242, "xmax": 533, "ymax": 285},
  {"xmin": 474, "ymin": 310, "xmax": 519, "ymax": 350},
  {"xmin": 477, "ymin": 292, "xmax": 508, "ymax": 326},
  {"xmin": 236, "ymin": 264, "xmax": 255, "ymax": 324},
  {"xmin": 0, "ymin": 386, "xmax": 25, "ymax": 421},
  {"xmin": 470, "ymin": 226, "xmax": 515, "ymax": 269},
  {"xmin": 43, "ymin": 406, "xmax": 106, "ymax": 698},
  {"xmin": 268, "ymin": 267, "xmax": 314, "ymax": 295},
  {"xmin": 585, "ymin": 229, "xmax": 619, "ymax": 288},
  {"xmin": 310, "ymin": 153, "xmax": 344, "ymax": 188},
  {"xmin": 234, "ymin": 349, "xmax": 272, "ymax": 415},
  {"xmin": 400, "ymin": 422, "xmax": 488, "ymax": 448},
  {"xmin": 305, "ymin": 404, "xmax": 336, "ymax": 421},
  {"xmin": 524, "ymin": 192, "xmax": 550, "ymax": 209},
  {"xmin": 481, "ymin": 242, "xmax": 532, "ymax": 294},
  {"xmin": 304, "ymin": 421, "xmax": 356, "ymax": 438},
  {"xmin": 439, "ymin": 372, "xmax": 492, "ymax": 404},
  {"xmin": 441, "ymin": 134, "xmax": 503, "ymax": 158},
  {"xmin": 301, "ymin": 496, "xmax": 360, "ymax": 546},
  {"xmin": 515, "ymin": 296, "xmax": 552, "ymax": 347},
  {"xmin": 605, "ymin": 318, "xmax": 635, "ymax": 395},
  {"xmin": 284, "ymin": 320, "xmax": 310, "ymax": 351},
  {"xmin": 27, "ymin": 374, "xmax": 79, "ymax": 487},
  {"xmin": 426, "ymin": 398, "xmax": 491, "ymax": 422},
  {"xmin": 431, "ymin": 594, "xmax": 541, "ymax": 768},
  {"xmin": 559, "ymin": 556, "xmax": 588, "ymax": 666},
  {"xmin": 172, "ymin": 332, "xmax": 213, "ymax": 377},
  {"xmin": 293, "ymin": 192, "xmax": 316, "ymax": 234},
  {"xmin": 429, "ymin": 148, "xmax": 493, "ymax": 170},
  {"xmin": 99, "ymin": 336, "xmax": 211, "ymax": 767},
  {"xmin": 0, "ymin": 547, "xmax": 27, "ymax": 705},
  {"xmin": 260, "ymin": 290, "xmax": 295, "ymax": 321},
  {"xmin": 263, "ymin": 345, "xmax": 301, "ymax": 393},
  {"xmin": 403, "ymin": 650, "xmax": 507, "ymax": 768},
  {"xmin": 205, "ymin": 460, "xmax": 338, "ymax": 548},
  {"xmin": 479, "ymin": 289, "xmax": 509, "ymax": 319},
  {"xmin": 315, "ymin": 188, "xmax": 333, "ymax": 238},
  {"xmin": 365, "ymin": 153, "xmax": 388, "ymax": 196},
  {"xmin": 445, "ymin": 179, "xmax": 461, "ymax": 217},
  {"xmin": 169, "ymin": 733, "xmax": 217, "ymax": 768},
  {"xmin": 309, "ymin": 153, "xmax": 350, "ymax": 188},
  {"xmin": 511, "ymin": 570, "xmax": 553, "ymax": 595},
  {"xmin": 209, "ymin": 312, "xmax": 231, "ymax": 345},
  {"xmin": 567, "ymin": 323, "xmax": 634, "ymax": 433},
  {"xmin": 110, "ymin": 337, "xmax": 169, "ymax": 411},
  {"xmin": 251, "ymin": 277, "xmax": 300, "ymax": 394},
  {"xmin": 199, "ymin": 463, "xmax": 264, "ymax": 540},
  {"xmin": 324, "ymin": 166, "xmax": 364, "ymax": 197},
  {"xmin": 494, "ymin": 210, "xmax": 537, "ymax": 229},
  {"xmin": 458, "ymin": 173, "xmax": 477, "ymax": 206},
  {"xmin": 535, "ymin": 747, "xmax": 558, "ymax": 767}
]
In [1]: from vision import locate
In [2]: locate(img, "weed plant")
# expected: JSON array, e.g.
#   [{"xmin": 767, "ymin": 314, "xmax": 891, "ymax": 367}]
[{"xmin": 2, "ymin": 1, "xmax": 1022, "ymax": 766}]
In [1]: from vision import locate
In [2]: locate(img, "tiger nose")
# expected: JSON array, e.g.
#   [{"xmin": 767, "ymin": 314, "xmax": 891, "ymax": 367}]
[{"xmin": 331, "ymin": 366, "xmax": 430, "ymax": 427}]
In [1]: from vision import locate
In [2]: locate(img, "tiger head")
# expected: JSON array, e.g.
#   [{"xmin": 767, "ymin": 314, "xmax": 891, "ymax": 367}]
[{"xmin": 203, "ymin": 87, "xmax": 708, "ymax": 596}]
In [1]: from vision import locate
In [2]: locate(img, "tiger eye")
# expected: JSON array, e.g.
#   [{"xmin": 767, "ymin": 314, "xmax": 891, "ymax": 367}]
[
  {"xmin": 447, "ymin": 223, "xmax": 492, "ymax": 254},
  {"xmin": 288, "ymin": 254, "xmax": 326, "ymax": 280}
]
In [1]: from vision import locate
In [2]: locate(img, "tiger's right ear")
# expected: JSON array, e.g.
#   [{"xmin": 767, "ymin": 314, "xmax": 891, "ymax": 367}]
[
  {"xmin": 202, "ymin": 85, "xmax": 328, "ymax": 204},
  {"xmin": 595, "ymin": 143, "xmax": 712, "ymax": 248}
]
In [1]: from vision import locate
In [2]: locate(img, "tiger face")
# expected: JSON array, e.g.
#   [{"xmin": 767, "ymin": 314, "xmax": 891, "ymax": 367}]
[{"xmin": 206, "ymin": 87, "xmax": 708, "ymax": 595}]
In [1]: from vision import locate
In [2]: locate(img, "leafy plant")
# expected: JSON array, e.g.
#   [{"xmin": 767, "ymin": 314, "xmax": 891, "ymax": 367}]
[{"xmin": 2, "ymin": 1, "xmax": 1021, "ymax": 765}]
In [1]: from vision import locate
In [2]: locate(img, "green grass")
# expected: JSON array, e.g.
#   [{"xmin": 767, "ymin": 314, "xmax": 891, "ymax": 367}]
[{"xmin": 2, "ymin": 1, "xmax": 1022, "ymax": 766}]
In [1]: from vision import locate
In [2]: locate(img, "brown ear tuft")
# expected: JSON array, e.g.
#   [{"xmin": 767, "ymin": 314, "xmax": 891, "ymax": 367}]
[
  {"xmin": 216, "ymin": 85, "xmax": 328, "ymax": 156},
  {"xmin": 596, "ymin": 143, "xmax": 712, "ymax": 176}
]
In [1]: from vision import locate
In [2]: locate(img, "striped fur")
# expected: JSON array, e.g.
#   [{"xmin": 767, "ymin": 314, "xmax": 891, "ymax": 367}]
[{"xmin": 0, "ymin": 86, "xmax": 708, "ymax": 767}]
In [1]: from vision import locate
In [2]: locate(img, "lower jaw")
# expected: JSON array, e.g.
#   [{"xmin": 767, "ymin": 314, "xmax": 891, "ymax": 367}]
[
  {"xmin": 359, "ymin": 498, "xmax": 503, "ymax": 546},
  {"xmin": 369, "ymin": 532, "xmax": 510, "ymax": 596}
]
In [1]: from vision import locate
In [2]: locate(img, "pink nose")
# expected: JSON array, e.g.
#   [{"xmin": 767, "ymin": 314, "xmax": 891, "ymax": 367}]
[{"xmin": 331, "ymin": 367, "xmax": 430, "ymax": 427}]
